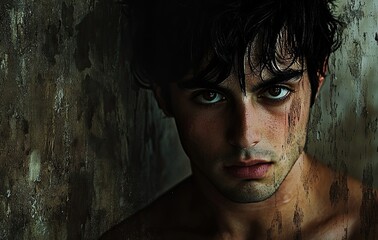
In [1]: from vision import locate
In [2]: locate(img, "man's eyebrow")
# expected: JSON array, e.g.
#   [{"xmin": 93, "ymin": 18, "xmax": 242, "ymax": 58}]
[
  {"xmin": 177, "ymin": 69, "xmax": 304, "ymax": 91},
  {"xmin": 252, "ymin": 70, "xmax": 304, "ymax": 91}
]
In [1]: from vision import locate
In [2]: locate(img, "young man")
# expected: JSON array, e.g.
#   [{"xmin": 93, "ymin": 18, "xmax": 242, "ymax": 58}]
[{"xmin": 102, "ymin": 0, "xmax": 378, "ymax": 239}]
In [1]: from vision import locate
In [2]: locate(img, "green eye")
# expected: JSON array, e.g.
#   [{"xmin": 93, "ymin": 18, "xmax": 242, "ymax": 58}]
[{"xmin": 194, "ymin": 91, "xmax": 226, "ymax": 104}]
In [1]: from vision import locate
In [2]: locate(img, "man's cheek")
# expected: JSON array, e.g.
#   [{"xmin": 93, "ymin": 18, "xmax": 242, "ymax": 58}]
[
  {"xmin": 176, "ymin": 118, "xmax": 204, "ymax": 152},
  {"xmin": 288, "ymin": 98, "xmax": 302, "ymax": 129},
  {"xmin": 285, "ymin": 93, "xmax": 309, "ymax": 145},
  {"xmin": 263, "ymin": 111, "xmax": 289, "ymax": 149},
  {"xmin": 179, "ymin": 119, "xmax": 220, "ymax": 155}
]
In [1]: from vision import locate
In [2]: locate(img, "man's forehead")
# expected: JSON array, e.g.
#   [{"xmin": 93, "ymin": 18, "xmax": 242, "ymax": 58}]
[
  {"xmin": 177, "ymin": 59, "xmax": 304, "ymax": 90},
  {"xmin": 244, "ymin": 57, "xmax": 304, "ymax": 79}
]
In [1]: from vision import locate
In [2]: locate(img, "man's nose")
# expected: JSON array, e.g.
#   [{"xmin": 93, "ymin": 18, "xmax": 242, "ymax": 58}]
[{"xmin": 227, "ymin": 101, "xmax": 261, "ymax": 149}]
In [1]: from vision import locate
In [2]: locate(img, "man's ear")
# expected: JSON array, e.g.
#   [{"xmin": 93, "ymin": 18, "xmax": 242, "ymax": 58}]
[
  {"xmin": 153, "ymin": 86, "xmax": 172, "ymax": 117},
  {"xmin": 316, "ymin": 73, "xmax": 325, "ymax": 98},
  {"xmin": 315, "ymin": 60, "xmax": 328, "ymax": 98}
]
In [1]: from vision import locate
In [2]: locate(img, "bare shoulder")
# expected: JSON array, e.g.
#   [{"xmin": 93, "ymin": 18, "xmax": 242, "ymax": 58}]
[
  {"xmin": 323, "ymin": 162, "xmax": 378, "ymax": 239},
  {"xmin": 100, "ymin": 177, "xmax": 194, "ymax": 240},
  {"xmin": 306, "ymin": 159, "xmax": 378, "ymax": 239},
  {"xmin": 347, "ymin": 172, "xmax": 378, "ymax": 239}
]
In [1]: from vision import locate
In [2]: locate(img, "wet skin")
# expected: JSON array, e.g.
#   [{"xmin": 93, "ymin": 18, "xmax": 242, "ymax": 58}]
[{"xmin": 101, "ymin": 68, "xmax": 378, "ymax": 239}]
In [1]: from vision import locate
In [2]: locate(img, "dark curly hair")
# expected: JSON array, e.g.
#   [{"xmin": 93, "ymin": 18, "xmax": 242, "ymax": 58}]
[{"xmin": 124, "ymin": 0, "xmax": 343, "ymax": 105}]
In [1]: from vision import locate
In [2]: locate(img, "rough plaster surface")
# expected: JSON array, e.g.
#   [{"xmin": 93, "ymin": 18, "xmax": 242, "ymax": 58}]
[
  {"xmin": 307, "ymin": 0, "xmax": 378, "ymax": 187},
  {"xmin": 0, "ymin": 0, "xmax": 189, "ymax": 239},
  {"xmin": 0, "ymin": 0, "xmax": 376, "ymax": 239}
]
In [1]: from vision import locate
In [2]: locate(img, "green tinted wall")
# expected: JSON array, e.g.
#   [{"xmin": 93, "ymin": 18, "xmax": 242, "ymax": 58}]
[
  {"xmin": 0, "ymin": 0, "xmax": 189, "ymax": 239},
  {"xmin": 0, "ymin": 0, "xmax": 376, "ymax": 239}
]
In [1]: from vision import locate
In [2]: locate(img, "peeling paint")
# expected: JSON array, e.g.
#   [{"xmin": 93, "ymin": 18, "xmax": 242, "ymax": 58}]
[
  {"xmin": 347, "ymin": 40, "xmax": 362, "ymax": 79},
  {"xmin": 30, "ymin": 196, "xmax": 48, "ymax": 236},
  {"xmin": 340, "ymin": 0, "xmax": 365, "ymax": 24},
  {"xmin": 6, "ymin": 205, "xmax": 11, "ymax": 218},
  {"xmin": 29, "ymin": 150, "xmax": 41, "ymax": 182},
  {"xmin": 54, "ymin": 75, "xmax": 66, "ymax": 115},
  {"xmin": 20, "ymin": 56, "xmax": 27, "ymax": 86},
  {"xmin": 3, "ymin": 0, "xmax": 376, "ymax": 239},
  {"xmin": 9, "ymin": 113, "xmax": 17, "ymax": 141},
  {"xmin": 54, "ymin": 88, "xmax": 64, "ymax": 113},
  {"xmin": 9, "ymin": 8, "xmax": 25, "ymax": 47},
  {"xmin": 0, "ymin": 54, "xmax": 9, "ymax": 76}
]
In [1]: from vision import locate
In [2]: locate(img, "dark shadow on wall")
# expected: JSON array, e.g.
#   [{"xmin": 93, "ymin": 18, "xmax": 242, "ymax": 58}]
[
  {"xmin": 69, "ymin": 0, "xmax": 189, "ymax": 238},
  {"xmin": 0, "ymin": 0, "xmax": 189, "ymax": 239}
]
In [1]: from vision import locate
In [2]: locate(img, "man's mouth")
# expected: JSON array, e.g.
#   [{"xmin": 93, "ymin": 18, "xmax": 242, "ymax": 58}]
[{"xmin": 224, "ymin": 161, "xmax": 272, "ymax": 179}]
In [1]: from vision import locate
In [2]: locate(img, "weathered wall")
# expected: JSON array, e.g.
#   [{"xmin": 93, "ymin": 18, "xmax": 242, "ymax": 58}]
[
  {"xmin": 307, "ymin": 0, "xmax": 378, "ymax": 187},
  {"xmin": 0, "ymin": 0, "xmax": 376, "ymax": 239},
  {"xmin": 0, "ymin": 0, "xmax": 189, "ymax": 239}
]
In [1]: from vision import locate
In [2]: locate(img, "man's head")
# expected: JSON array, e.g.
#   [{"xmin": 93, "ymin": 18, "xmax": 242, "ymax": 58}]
[
  {"xmin": 129, "ymin": 0, "xmax": 341, "ymax": 104},
  {"xmin": 126, "ymin": 0, "xmax": 342, "ymax": 203}
]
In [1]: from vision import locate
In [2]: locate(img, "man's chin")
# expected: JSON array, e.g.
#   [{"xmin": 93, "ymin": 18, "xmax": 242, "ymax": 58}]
[{"xmin": 216, "ymin": 181, "xmax": 278, "ymax": 203}]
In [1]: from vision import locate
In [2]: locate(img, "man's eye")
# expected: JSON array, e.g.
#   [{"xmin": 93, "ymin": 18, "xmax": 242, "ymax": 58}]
[
  {"xmin": 194, "ymin": 91, "xmax": 226, "ymax": 104},
  {"xmin": 260, "ymin": 86, "xmax": 292, "ymax": 101}
]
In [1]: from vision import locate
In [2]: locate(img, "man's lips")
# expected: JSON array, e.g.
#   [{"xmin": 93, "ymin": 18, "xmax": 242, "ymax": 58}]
[
  {"xmin": 224, "ymin": 160, "xmax": 272, "ymax": 179},
  {"xmin": 226, "ymin": 160, "xmax": 270, "ymax": 167}
]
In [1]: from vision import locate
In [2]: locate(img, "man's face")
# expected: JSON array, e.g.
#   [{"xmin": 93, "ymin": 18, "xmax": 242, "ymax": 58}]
[{"xmin": 166, "ymin": 62, "xmax": 313, "ymax": 203}]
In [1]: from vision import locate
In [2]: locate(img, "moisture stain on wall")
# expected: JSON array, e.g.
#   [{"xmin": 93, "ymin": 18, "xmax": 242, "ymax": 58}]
[
  {"xmin": 42, "ymin": 24, "xmax": 60, "ymax": 65},
  {"xmin": 1, "ymin": 0, "xmax": 189, "ymax": 239},
  {"xmin": 0, "ymin": 0, "xmax": 375, "ymax": 239},
  {"xmin": 9, "ymin": 8, "xmax": 25, "ymax": 47},
  {"xmin": 61, "ymin": 2, "xmax": 74, "ymax": 38},
  {"xmin": 339, "ymin": 0, "xmax": 364, "ymax": 25},
  {"xmin": 74, "ymin": 16, "xmax": 92, "ymax": 71},
  {"xmin": 347, "ymin": 40, "xmax": 362, "ymax": 79}
]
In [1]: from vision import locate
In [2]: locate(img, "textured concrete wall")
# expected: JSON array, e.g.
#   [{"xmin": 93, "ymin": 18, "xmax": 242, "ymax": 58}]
[
  {"xmin": 0, "ymin": 0, "xmax": 376, "ymax": 239},
  {"xmin": 0, "ymin": 0, "xmax": 189, "ymax": 239},
  {"xmin": 307, "ymin": 0, "xmax": 378, "ymax": 187}
]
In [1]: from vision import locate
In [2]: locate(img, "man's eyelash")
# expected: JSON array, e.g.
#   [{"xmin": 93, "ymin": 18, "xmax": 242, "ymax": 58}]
[
  {"xmin": 258, "ymin": 85, "xmax": 295, "ymax": 103},
  {"xmin": 192, "ymin": 90, "xmax": 227, "ymax": 105}
]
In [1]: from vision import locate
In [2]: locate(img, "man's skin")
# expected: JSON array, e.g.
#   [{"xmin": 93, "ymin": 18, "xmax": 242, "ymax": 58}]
[{"xmin": 102, "ymin": 57, "xmax": 378, "ymax": 239}]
